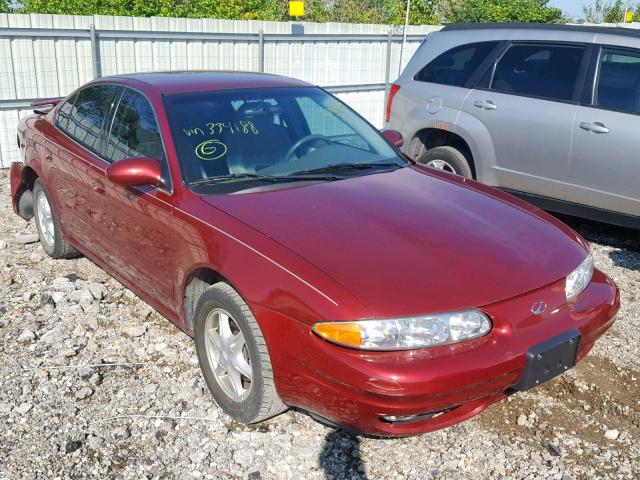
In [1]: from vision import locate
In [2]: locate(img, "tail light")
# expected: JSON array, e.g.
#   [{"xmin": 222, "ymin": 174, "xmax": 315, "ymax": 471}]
[{"xmin": 385, "ymin": 84, "xmax": 401, "ymax": 123}]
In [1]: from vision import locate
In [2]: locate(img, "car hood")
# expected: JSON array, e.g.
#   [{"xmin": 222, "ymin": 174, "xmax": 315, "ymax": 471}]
[{"xmin": 201, "ymin": 167, "xmax": 587, "ymax": 318}]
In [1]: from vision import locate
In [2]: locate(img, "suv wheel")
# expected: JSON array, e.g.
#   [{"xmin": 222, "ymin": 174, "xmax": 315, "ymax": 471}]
[
  {"xmin": 194, "ymin": 282, "xmax": 287, "ymax": 423},
  {"xmin": 418, "ymin": 146, "xmax": 473, "ymax": 178}
]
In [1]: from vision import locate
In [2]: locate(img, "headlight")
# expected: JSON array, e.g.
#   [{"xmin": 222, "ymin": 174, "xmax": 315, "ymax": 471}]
[
  {"xmin": 565, "ymin": 253, "xmax": 594, "ymax": 301},
  {"xmin": 312, "ymin": 309, "xmax": 491, "ymax": 351}
]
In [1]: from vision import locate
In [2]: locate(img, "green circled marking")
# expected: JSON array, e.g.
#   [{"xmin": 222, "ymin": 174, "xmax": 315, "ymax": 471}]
[{"xmin": 195, "ymin": 139, "xmax": 228, "ymax": 161}]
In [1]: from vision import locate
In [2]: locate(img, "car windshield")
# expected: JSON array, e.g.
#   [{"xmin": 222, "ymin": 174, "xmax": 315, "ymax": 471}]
[{"xmin": 163, "ymin": 86, "xmax": 406, "ymax": 192}]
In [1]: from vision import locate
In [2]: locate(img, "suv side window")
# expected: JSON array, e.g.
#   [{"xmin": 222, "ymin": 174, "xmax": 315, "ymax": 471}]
[
  {"xmin": 415, "ymin": 41, "xmax": 499, "ymax": 87},
  {"xmin": 490, "ymin": 43, "xmax": 585, "ymax": 102},
  {"xmin": 594, "ymin": 47, "xmax": 640, "ymax": 114},
  {"xmin": 55, "ymin": 84, "xmax": 119, "ymax": 155},
  {"xmin": 104, "ymin": 88, "xmax": 171, "ymax": 188}
]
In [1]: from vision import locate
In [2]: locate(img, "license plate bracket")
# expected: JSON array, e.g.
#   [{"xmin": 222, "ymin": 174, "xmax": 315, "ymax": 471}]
[{"xmin": 513, "ymin": 328, "xmax": 581, "ymax": 391}]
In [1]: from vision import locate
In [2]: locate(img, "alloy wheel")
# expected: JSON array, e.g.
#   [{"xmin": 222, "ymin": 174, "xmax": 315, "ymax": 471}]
[
  {"xmin": 36, "ymin": 190, "xmax": 54, "ymax": 248},
  {"xmin": 426, "ymin": 159, "xmax": 457, "ymax": 174},
  {"xmin": 203, "ymin": 308, "xmax": 253, "ymax": 402}
]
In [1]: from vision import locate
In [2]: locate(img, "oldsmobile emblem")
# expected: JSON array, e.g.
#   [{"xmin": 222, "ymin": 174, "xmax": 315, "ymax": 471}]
[{"xmin": 531, "ymin": 301, "xmax": 548, "ymax": 315}]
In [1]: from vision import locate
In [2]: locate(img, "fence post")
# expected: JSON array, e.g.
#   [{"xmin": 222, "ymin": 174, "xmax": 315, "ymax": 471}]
[
  {"xmin": 90, "ymin": 24, "xmax": 102, "ymax": 79},
  {"xmin": 383, "ymin": 30, "xmax": 392, "ymax": 123},
  {"xmin": 258, "ymin": 29, "xmax": 265, "ymax": 73}
]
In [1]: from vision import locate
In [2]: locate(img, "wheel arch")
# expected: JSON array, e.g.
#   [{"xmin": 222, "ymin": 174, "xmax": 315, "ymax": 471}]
[
  {"xmin": 13, "ymin": 165, "xmax": 40, "ymax": 220},
  {"xmin": 409, "ymin": 127, "xmax": 477, "ymax": 178},
  {"xmin": 182, "ymin": 265, "xmax": 234, "ymax": 333},
  {"xmin": 21, "ymin": 165, "xmax": 39, "ymax": 189}
]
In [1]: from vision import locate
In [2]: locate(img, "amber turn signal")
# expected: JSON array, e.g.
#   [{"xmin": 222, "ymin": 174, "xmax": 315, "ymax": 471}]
[{"xmin": 312, "ymin": 322, "xmax": 362, "ymax": 348}]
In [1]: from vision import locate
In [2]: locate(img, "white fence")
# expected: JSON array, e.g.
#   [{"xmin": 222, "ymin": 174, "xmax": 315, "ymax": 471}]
[{"xmin": 0, "ymin": 13, "xmax": 441, "ymax": 167}]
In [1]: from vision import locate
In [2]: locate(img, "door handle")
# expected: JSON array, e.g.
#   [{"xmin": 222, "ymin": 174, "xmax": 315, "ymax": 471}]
[
  {"xmin": 579, "ymin": 122, "xmax": 610, "ymax": 134},
  {"xmin": 473, "ymin": 99, "xmax": 497, "ymax": 110},
  {"xmin": 91, "ymin": 179, "xmax": 106, "ymax": 194}
]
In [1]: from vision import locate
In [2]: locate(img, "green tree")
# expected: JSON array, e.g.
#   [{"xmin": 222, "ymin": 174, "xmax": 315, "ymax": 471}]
[
  {"xmin": 331, "ymin": 0, "xmax": 380, "ymax": 23},
  {"xmin": 440, "ymin": 0, "xmax": 563, "ymax": 23},
  {"xmin": 16, "ymin": 0, "xmax": 561, "ymax": 24},
  {"xmin": 18, "ymin": 0, "xmax": 285, "ymax": 19},
  {"xmin": 377, "ymin": 0, "xmax": 439, "ymax": 25},
  {"xmin": 583, "ymin": 0, "xmax": 630, "ymax": 23},
  {"xmin": 242, "ymin": 0, "xmax": 331, "ymax": 22},
  {"xmin": 269, "ymin": 0, "xmax": 437, "ymax": 24},
  {"xmin": 18, "ymin": 0, "xmax": 439, "ymax": 24}
]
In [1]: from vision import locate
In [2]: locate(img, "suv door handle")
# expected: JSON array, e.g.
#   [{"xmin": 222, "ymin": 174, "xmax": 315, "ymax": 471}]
[
  {"xmin": 579, "ymin": 122, "xmax": 610, "ymax": 134},
  {"xmin": 473, "ymin": 99, "xmax": 497, "ymax": 110}
]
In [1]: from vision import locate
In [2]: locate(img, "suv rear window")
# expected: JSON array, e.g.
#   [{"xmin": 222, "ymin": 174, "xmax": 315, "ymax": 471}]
[
  {"xmin": 414, "ymin": 41, "xmax": 499, "ymax": 87},
  {"xmin": 490, "ymin": 44, "xmax": 585, "ymax": 102}
]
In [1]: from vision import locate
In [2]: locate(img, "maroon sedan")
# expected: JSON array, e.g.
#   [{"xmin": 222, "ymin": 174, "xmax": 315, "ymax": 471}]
[{"xmin": 11, "ymin": 72, "xmax": 619, "ymax": 436}]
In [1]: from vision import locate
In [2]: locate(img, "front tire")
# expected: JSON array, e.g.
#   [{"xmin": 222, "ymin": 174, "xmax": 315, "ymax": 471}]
[
  {"xmin": 194, "ymin": 282, "xmax": 286, "ymax": 423},
  {"xmin": 418, "ymin": 146, "xmax": 473, "ymax": 178},
  {"xmin": 33, "ymin": 179, "xmax": 78, "ymax": 259}
]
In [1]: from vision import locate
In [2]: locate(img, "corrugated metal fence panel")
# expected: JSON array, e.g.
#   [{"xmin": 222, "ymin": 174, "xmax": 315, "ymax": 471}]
[{"xmin": 0, "ymin": 13, "xmax": 440, "ymax": 167}]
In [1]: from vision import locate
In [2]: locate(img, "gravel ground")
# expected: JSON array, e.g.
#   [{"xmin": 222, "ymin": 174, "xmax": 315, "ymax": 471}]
[{"xmin": 1, "ymin": 170, "xmax": 638, "ymax": 480}]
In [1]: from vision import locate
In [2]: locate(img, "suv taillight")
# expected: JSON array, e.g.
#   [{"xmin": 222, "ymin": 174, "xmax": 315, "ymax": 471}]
[{"xmin": 385, "ymin": 84, "xmax": 401, "ymax": 123}]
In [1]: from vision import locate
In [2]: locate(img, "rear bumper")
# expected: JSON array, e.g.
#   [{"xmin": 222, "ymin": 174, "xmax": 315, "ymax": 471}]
[
  {"xmin": 254, "ymin": 268, "xmax": 619, "ymax": 436},
  {"xmin": 9, "ymin": 161, "xmax": 34, "ymax": 220}
]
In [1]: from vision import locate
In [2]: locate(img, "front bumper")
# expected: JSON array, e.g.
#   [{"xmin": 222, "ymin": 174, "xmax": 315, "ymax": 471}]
[{"xmin": 254, "ymin": 268, "xmax": 619, "ymax": 436}]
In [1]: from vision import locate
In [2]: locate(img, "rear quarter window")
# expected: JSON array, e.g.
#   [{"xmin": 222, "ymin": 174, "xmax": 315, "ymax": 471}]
[
  {"xmin": 594, "ymin": 47, "xmax": 640, "ymax": 114},
  {"xmin": 414, "ymin": 41, "xmax": 499, "ymax": 87},
  {"xmin": 55, "ymin": 84, "xmax": 120, "ymax": 155},
  {"xmin": 490, "ymin": 43, "xmax": 586, "ymax": 102}
]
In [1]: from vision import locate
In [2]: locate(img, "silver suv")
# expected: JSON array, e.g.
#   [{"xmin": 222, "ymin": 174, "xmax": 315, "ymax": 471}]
[{"xmin": 387, "ymin": 23, "xmax": 640, "ymax": 229}]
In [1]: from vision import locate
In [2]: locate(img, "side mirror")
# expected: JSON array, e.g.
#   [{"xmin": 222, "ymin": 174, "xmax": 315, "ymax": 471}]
[
  {"xmin": 381, "ymin": 128, "xmax": 404, "ymax": 148},
  {"xmin": 106, "ymin": 157, "xmax": 163, "ymax": 187}
]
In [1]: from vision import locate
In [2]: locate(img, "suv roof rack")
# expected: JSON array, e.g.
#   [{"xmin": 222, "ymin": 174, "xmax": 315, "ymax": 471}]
[{"xmin": 441, "ymin": 22, "xmax": 640, "ymax": 39}]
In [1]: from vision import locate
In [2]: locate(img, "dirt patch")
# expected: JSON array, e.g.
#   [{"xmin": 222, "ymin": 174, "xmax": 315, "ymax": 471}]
[{"xmin": 475, "ymin": 355, "xmax": 639, "ymax": 476}]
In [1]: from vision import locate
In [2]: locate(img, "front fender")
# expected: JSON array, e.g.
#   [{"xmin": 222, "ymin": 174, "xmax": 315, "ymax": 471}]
[{"xmin": 172, "ymin": 196, "xmax": 375, "ymax": 332}]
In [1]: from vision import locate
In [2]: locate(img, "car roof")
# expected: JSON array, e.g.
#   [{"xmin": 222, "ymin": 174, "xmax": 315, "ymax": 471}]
[
  {"xmin": 100, "ymin": 71, "xmax": 313, "ymax": 95},
  {"xmin": 441, "ymin": 22, "xmax": 640, "ymax": 39}
]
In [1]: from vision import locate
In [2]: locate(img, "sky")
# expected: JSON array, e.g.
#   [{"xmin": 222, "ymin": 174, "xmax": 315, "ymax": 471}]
[{"xmin": 550, "ymin": 0, "xmax": 589, "ymax": 18}]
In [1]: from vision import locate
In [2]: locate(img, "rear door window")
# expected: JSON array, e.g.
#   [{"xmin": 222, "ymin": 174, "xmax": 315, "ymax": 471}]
[
  {"xmin": 55, "ymin": 84, "xmax": 120, "ymax": 155},
  {"xmin": 490, "ymin": 43, "xmax": 586, "ymax": 102},
  {"xmin": 414, "ymin": 41, "xmax": 499, "ymax": 87},
  {"xmin": 594, "ymin": 47, "xmax": 640, "ymax": 114}
]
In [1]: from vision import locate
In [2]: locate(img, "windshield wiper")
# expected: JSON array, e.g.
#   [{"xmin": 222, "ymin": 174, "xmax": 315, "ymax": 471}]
[
  {"xmin": 190, "ymin": 173, "xmax": 339, "ymax": 187},
  {"xmin": 290, "ymin": 161, "xmax": 403, "ymax": 176}
]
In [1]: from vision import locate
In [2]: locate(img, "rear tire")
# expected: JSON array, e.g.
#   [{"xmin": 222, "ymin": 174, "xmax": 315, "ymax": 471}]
[
  {"xmin": 194, "ymin": 282, "xmax": 286, "ymax": 423},
  {"xmin": 418, "ymin": 146, "xmax": 473, "ymax": 178},
  {"xmin": 33, "ymin": 179, "xmax": 79, "ymax": 259}
]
